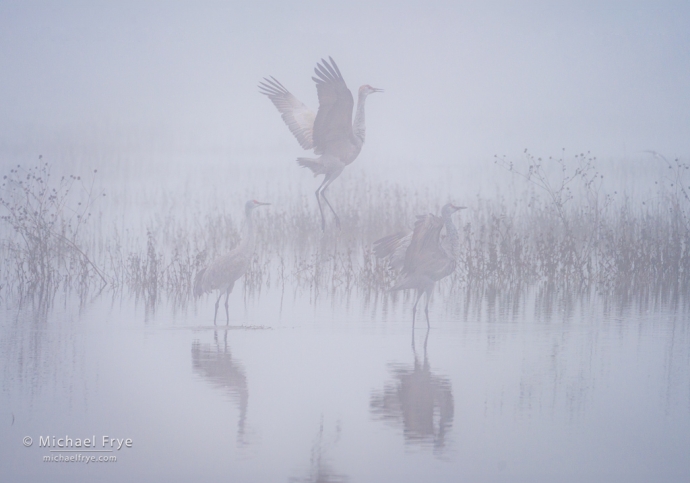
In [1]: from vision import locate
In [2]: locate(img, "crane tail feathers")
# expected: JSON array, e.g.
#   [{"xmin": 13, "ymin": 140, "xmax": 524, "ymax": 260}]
[
  {"xmin": 390, "ymin": 277, "xmax": 415, "ymax": 292},
  {"xmin": 297, "ymin": 157, "xmax": 324, "ymax": 176},
  {"xmin": 193, "ymin": 268, "xmax": 207, "ymax": 298}
]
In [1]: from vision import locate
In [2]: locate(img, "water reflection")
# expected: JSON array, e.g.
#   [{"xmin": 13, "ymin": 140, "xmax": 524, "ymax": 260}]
[
  {"xmin": 439, "ymin": 279, "xmax": 690, "ymax": 328},
  {"xmin": 0, "ymin": 296, "xmax": 89, "ymax": 410},
  {"xmin": 289, "ymin": 418, "xmax": 348, "ymax": 483},
  {"xmin": 370, "ymin": 329, "xmax": 454, "ymax": 453},
  {"xmin": 191, "ymin": 331, "xmax": 248, "ymax": 445}
]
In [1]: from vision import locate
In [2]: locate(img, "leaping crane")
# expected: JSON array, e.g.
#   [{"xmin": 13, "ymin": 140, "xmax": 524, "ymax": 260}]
[{"xmin": 259, "ymin": 57, "xmax": 382, "ymax": 231}]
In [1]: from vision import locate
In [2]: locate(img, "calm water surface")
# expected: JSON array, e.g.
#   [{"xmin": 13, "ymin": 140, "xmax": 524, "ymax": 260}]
[{"xmin": 1, "ymin": 287, "xmax": 688, "ymax": 482}]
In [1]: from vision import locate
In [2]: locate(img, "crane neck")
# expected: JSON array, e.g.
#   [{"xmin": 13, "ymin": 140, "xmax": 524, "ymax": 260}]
[
  {"xmin": 352, "ymin": 93, "xmax": 368, "ymax": 146},
  {"xmin": 442, "ymin": 211, "xmax": 459, "ymax": 258},
  {"xmin": 239, "ymin": 207, "xmax": 256, "ymax": 253}
]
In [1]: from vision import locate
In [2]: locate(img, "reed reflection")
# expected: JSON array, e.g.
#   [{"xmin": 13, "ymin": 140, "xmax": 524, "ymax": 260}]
[
  {"xmin": 0, "ymin": 296, "xmax": 89, "ymax": 407},
  {"xmin": 289, "ymin": 418, "xmax": 348, "ymax": 483},
  {"xmin": 370, "ymin": 329, "xmax": 454, "ymax": 454},
  {"xmin": 191, "ymin": 331, "xmax": 248, "ymax": 445}
]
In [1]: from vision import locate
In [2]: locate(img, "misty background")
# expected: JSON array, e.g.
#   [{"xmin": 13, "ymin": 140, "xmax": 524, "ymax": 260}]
[
  {"xmin": 1, "ymin": 1, "xmax": 688, "ymax": 182},
  {"xmin": 2, "ymin": 4, "xmax": 690, "ymax": 482}
]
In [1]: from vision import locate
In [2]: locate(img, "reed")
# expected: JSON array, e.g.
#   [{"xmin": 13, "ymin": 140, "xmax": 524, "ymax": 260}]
[
  {"xmin": 1, "ymin": 153, "xmax": 688, "ymax": 305},
  {"xmin": 0, "ymin": 159, "xmax": 106, "ymax": 296}
]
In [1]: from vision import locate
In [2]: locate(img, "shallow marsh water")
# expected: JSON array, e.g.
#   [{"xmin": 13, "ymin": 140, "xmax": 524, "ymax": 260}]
[
  {"xmin": 2, "ymin": 2, "xmax": 690, "ymax": 480},
  {"xmin": 1, "ymin": 149, "xmax": 689, "ymax": 482},
  {"xmin": 1, "ymin": 285, "xmax": 688, "ymax": 483}
]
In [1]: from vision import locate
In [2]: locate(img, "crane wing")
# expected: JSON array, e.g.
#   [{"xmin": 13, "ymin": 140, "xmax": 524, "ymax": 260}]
[
  {"xmin": 259, "ymin": 76, "xmax": 315, "ymax": 150},
  {"xmin": 373, "ymin": 230, "xmax": 412, "ymax": 270},
  {"xmin": 195, "ymin": 249, "xmax": 250, "ymax": 295},
  {"xmin": 311, "ymin": 57, "xmax": 355, "ymax": 154},
  {"xmin": 402, "ymin": 214, "xmax": 453, "ymax": 279}
]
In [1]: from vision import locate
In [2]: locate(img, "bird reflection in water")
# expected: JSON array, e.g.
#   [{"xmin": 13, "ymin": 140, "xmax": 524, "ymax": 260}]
[
  {"xmin": 191, "ymin": 331, "xmax": 248, "ymax": 445},
  {"xmin": 370, "ymin": 329, "xmax": 454, "ymax": 453},
  {"xmin": 289, "ymin": 417, "xmax": 348, "ymax": 483}
]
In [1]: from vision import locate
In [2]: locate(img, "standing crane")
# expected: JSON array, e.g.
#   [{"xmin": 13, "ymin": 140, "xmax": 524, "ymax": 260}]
[
  {"xmin": 259, "ymin": 57, "xmax": 382, "ymax": 230},
  {"xmin": 194, "ymin": 200, "xmax": 269, "ymax": 324},
  {"xmin": 375, "ymin": 203, "xmax": 465, "ymax": 327}
]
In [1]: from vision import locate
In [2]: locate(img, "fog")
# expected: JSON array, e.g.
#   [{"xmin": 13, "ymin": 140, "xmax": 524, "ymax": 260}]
[
  {"xmin": 1, "ymin": 1, "xmax": 688, "ymax": 166},
  {"xmin": 1, "ymin": 2, "xmax": 689, "ymax": 482}
]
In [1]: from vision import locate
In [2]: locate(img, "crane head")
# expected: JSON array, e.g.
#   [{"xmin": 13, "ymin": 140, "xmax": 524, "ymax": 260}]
[
  {"xmin": 359, "ymin": 85, "xmax": 383, "ymax": 97},
  {"xmin": 245, "ymin": 199, "xmax": 270, "ymax": 214},
  {"xmin": 441, "ymin": 203, "xmax": 467, "ymax": 217}
]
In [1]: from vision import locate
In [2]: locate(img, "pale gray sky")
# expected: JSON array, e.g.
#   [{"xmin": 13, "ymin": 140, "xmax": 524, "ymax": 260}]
[{"xmin": 0, "ymin": 0, "xmax": 688, "ymax": 167}]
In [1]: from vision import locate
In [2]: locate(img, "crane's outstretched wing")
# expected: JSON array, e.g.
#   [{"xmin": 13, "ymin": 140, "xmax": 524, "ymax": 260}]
[
  {"xmin": 259, "ymin": 76, "xmax": 315, "ymax": 150},
  {"xmin": 311, "ymin": 57, "xmax": 355, "ymax": 154},
  {"xmin": 373, "ymin": 230, "xmax": 412, "ymax": 270},
  {"xmin": 402, "ymin": 214, "xmax": 454, "ymax": 280}
]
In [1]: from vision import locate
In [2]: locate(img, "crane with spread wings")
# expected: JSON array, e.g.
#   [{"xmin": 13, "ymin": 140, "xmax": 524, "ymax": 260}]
[
  {"xmin": 259, "ymin": 57, "xmax": 382, "ymax": 230},
  {"xmin": 376, "ymin": 203, "xmax": 465, "ymax": 327}
]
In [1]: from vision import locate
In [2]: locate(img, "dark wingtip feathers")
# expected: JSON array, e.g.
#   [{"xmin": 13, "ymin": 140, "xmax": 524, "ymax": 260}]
[
  {"xmin": 328, "ymin": 56, "xmax": 343, "ymax": 78},
  {"xmin": 313, "ymin": 57, "xmax": 343, "ymax": 85}
]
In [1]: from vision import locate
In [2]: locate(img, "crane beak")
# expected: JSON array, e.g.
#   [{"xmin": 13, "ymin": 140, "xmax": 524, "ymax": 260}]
[
  {"xmin": 451, "ymin": 205, "xmax": 467, "ymax": 212},
  {"xmin": 372, "ymin": 87, "xmax": 384, "ymax": 93},
  {"xmin": 256, "ymin": 201, "xmax": 271, "ymax": 206}
]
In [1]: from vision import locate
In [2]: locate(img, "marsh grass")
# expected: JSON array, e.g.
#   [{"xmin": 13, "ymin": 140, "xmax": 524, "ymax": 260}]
[
  {"xmin": 1, "ymin": 153, "xmax": 688, "ymax": 308},
  {"xmin": 0, "ymin": 159, "xmax": 106, "ymax": 297}
]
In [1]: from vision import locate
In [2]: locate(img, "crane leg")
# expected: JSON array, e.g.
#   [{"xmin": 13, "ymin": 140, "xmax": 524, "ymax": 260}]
[
  {"xmin": 424, "ymin": 289, "xmax": 431, "ymax": 328},
  {"xmin": 423, "ymin": 327, "xmax": 430, "ymax": 359},
  {"xmin": 320, "ymin": 177, "xmax": 341, "ymax": 230},
  {"xmin": 315, "ymin": 176, "xmax": 329, "ymax": 231},
  {"xmin": 412, "ymin": 289, "xmax": 424, "ymax": 328},
  {"xmin": 213, "ymin": 292, "xmax": 222, "ymax": 325},
  {"xmin": 224, "ymin": 290, "xmax": 230, "ymax": 325}
]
